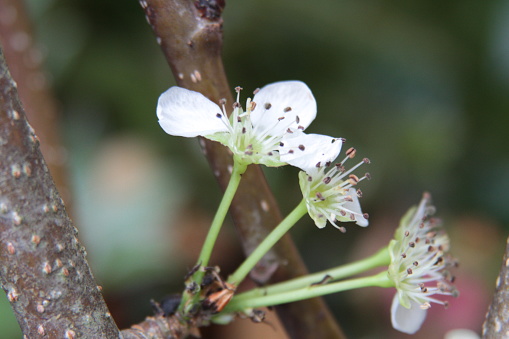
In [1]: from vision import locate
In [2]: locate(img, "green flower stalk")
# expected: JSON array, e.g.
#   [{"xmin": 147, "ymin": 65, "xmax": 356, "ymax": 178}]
[
  {"xmin": 228, "ymin": 146, "xmax": 371, "ymax": 285},
  {"xmin": 222, "ymin": 193, "xmax": 458, "ymax": 336}
]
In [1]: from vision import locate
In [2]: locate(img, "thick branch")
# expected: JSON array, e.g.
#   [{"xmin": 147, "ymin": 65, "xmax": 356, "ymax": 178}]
[
  {"xmin": 0, "ymin": 0, "xmax": 70, "ymax": 206},
  {"xmin": 139, "ymin": 1, "xmax": 344, "ymax": 338},
  {"xmin": 482, "ymin": 236, "xmax": 509, "ymax": 338},
  {"xmin": 0, "ymin": 46, "xmax": 119, "ymax": 338}
]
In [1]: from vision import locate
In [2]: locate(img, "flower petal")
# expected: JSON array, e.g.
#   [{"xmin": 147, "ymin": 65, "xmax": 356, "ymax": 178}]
[
  {"xmin": 341, "ymin": 188, "xmax": 368, "ymax": 227},
  {"xmin": 391, "ymin": 295, "xmax": 427, "ymax": 334},
  {"xmin": 250, "ymin": 81, "xmax": 316, "ymax": 136},
  {"xmin": 280, "ymin": 132, "xmax": 342, "ymax": 171},
  {"xmin": 157, "ymin": 87, "xmax": 229, "ymax": 137}
]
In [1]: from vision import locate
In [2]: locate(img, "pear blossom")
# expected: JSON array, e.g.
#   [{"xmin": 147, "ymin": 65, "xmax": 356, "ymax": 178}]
[
  {"xmin": 157, "ymin": 81, "xmax": 341, "ymax": 171},
  {"xmin": 388, "ymin": 193, "xmax": 458, "ymax": 334},
  {"xmin": 298, "ymin": 146, "xmax": 370, "ymax": 230}
]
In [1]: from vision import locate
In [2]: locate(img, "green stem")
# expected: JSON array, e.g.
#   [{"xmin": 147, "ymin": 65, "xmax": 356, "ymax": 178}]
[
  {"xmin": 227, "ymin": 199, "xmax": 308, "ymax": 285},
  {"xmin": 179, "ymin": 159, "xmax": 247, "ymax": 312},
  {"xmin": 233, "ymin": 246, "xmax": 390, "ymax": 302},
  {"xmin": 224, "ymin": 271, "xmax": 393, "ymax": 312}
]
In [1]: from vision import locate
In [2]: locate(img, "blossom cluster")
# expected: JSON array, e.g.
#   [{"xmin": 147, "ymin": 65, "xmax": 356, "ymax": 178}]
[
  {"xmin": 388, "ymin": 193, "xmax": 458, "ymax": 334},
  {"xmin": 157, "ymin": 81, "xmax": 369, "ymax": 229}
]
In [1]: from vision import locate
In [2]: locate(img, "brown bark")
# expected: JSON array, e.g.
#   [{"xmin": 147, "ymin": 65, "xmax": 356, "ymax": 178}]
[
  {"xmin": 482, "ymin": 236, "xmax": 509, "ymax": 338},
  {"xmin": 0, "ymin": 46, "xmax": 119, "ymax": 338},
  {"xmin": 0, "ymin": 0, "xmax": 70, "ymax": 206},
  {"xmin": 139, "ymin": 1, "xmax": 344, "ymax": 338}
]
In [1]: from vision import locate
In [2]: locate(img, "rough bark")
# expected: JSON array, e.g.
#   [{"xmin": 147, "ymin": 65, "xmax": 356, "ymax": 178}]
[
  {"xmin": 0, "ymin": 46, "xmax": 119, "ymax": 338},
  {"xmin": 482, "ymin": 236, "xmax": 509, "ymax": 338},
  {"xmin": 139, "ymin": 1, "xmax": 345, "ymax": 338}
]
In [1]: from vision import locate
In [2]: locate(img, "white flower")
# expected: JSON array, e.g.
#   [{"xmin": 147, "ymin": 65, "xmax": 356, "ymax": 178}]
[
  {"xmin": 298, "ymin": 146, "xmax": 370, "ymax": 230},
  {"xmin": 388, "ymin": 193, "xmax": 458, "ymax": 334},
  {"xmin": 157, "ymin": 81, "xmax": 341, "ymax": 171}
]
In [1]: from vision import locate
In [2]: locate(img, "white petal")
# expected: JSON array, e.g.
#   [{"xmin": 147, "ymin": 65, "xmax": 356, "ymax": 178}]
[
  {"xmin": 280, "ymin": 132, "xmax": 342, "ymax": 171},
  {"xmin": 444, "ymin": 329, "xmax": 481, "ymax": 339},
  {"xmin": 157, "ymin": 87, "xmax": 229, "ymax": 137},
  {"xmin": 342, "ymin": 188, "xmax": 368, "ymax": 227},
  {"xmin": 250, "ymin": 81, "xmax": 316, "ymax": 136},
  {"xmin": 391, "ymin": 295, "xmax": 427, "ymax": 334}
]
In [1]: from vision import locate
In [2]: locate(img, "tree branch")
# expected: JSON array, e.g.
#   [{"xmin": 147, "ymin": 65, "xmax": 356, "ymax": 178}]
[
  {"xmin": 0, "ymin": 45, "xmax": 119, "ymax": 338},
  {"xmin": 0, "ymin": 0, "xmax": 70, "ymax": 206},
  {"xmin": 482, "ymin": 236, "xmax": 509, "ymax": 338},
  {"xmin": 138, "ymin": 1, "xmax": 344, "ymax": 338}
]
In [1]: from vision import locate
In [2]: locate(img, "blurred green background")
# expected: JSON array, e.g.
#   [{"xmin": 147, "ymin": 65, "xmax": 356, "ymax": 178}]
[{"xmin": 1, "ymin": 0, "xmax": 508, "ymax": 337}]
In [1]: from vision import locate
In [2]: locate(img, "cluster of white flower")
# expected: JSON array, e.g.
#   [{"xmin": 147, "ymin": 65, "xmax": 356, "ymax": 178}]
[
  {"xmin": 157, "ymin": 81, "xmax": 457, "ymax": 334},
  {"xmin": 158, "ymin": 81, "xmax": 369, "ymax": 229},
  {"xmin": 388, "ymin": 193, "xmax": 458, "ymax": 334}
]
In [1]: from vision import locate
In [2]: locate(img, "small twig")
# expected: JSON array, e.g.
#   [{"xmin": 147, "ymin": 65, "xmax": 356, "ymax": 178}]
[{"xmin": 120, "ymin": 315, "xmax": 194, "ymax": 339}]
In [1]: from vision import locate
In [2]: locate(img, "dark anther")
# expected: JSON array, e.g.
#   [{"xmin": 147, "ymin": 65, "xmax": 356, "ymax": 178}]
[
  {"xmin": 310, "ymin": 274, "xmax": 333, "ymax": 286},
  {"xmin": 346, "ymin": 147, "xmax": 356, "ymax": 158},
  {"xmin": 265, "ymin": 103, "xmax": 272, "ymax": 110}
]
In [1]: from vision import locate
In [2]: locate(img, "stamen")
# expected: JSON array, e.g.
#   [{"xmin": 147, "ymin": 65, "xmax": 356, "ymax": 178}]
[
  {"xmin": 284, "ymin": 107, "xmax": 292, "ymax": 112},
  {"xmin": 264, "ymin": 103, "xmax": 272, "ymax": 110},
  {"xmin": 346, "ymin": 147, "xmax": 356, "ymax": 158},
  {"xmin": 298, "ymin": 145, "xmax": 305, "ymax": 151},
  {"xmin": 348, "ymin": 174, "xmax": 359, "ymax": 185},
  {"xmin": 253, "ymin": 88, "xmax": 260, "ymax": 95}
]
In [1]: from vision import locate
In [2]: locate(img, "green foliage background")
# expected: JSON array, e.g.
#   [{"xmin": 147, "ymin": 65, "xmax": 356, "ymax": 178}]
[{"xmin": 1, "ymin": 0, "xmax": 507, "ymax": 338}]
